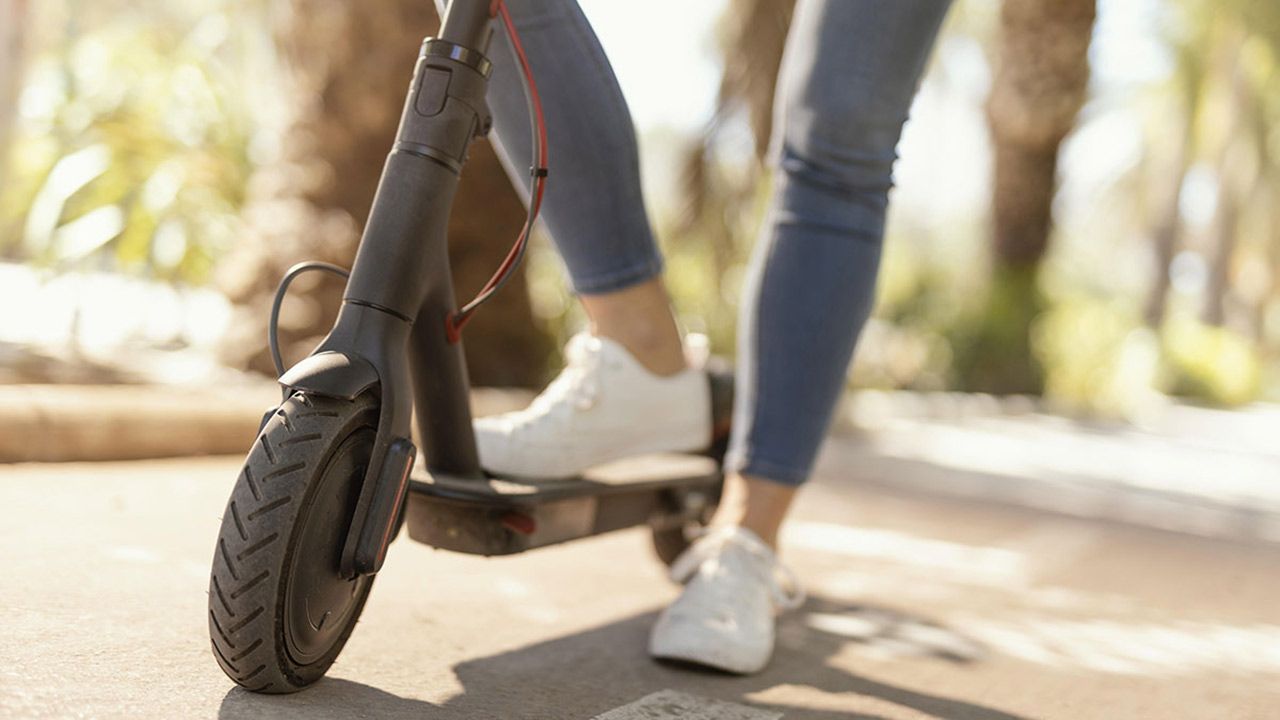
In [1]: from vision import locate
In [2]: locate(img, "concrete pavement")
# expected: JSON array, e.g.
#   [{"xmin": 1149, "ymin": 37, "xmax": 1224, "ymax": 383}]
[
  {"xmin": 1, "ymin": 445, "xmax": 1278, "ymax": 719},
  {"xmin": 834, "ymin": 393, "xmax": 1280, "ymax": 545}
]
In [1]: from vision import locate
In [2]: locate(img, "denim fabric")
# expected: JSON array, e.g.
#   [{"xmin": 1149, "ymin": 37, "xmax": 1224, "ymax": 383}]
[
  {"xmin": 484, "ymin": 0, "xmax": 952, "ymax": 485},
  {"xmin": 483, "ymin": 1, "xmax": 664, "ymax": 294},
  {"xmin": 725, "ymin": 0, "xmax": 952, "ymax": 486}
]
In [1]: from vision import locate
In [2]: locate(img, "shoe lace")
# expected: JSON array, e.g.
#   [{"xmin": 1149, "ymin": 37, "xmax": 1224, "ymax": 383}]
[
  {"xmin": 668, "ymin": 526, "xmax": 806, "ymax": 611},
  {"xmin": 523, "ymin": 334, "xmax": 602, "ymax": 423}
]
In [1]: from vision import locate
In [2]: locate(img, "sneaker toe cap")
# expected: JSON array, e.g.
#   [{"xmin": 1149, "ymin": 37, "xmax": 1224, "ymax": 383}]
[
  {"xmin": 649, "ymin": 604, "xmax": 772, "ymax": 674},
  {"xmin": 473, "ymin": 416, "xmax": 520, "ymax": 475},
  {"xmin": 473, "ymin": 416, "xmax": 576, "ymax": 479}
]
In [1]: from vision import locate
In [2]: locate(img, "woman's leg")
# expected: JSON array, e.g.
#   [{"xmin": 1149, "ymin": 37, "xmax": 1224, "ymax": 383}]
[
  {"xmin": 483, "ymin": 1, "xmax": 685, "ymax": 374},
  {"xmin": 723, "ymin": 0, "xmax": 953, "ymax": 526},
  {"xmin": 467, "ymin": 0, "xmax": 709, "ymax": 479},
  {"xmin": 652, "ymin": 0, "xmax": 952, "ymax": 673}
]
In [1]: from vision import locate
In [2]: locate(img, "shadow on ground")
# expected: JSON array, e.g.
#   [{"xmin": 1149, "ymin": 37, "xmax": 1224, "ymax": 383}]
[
  {"xmin": 217, "ymin": 595, "xmax": 1025, "ymax": 720},
  {"xmin": 218, "ymin": 677, "xmax": 439, "ymax": 719}
]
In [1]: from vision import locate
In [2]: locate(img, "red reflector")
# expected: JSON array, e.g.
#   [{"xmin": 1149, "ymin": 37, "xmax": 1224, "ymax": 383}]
[{"xmin": 499, "ymin": 511, "xmax": 536, "ymax": 535}]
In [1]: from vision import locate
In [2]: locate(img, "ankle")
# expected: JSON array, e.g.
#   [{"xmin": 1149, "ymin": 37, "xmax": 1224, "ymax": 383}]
[
  {"xmin": 580, "ymin": 278, "xmax": 687, "ymax": 376},
  {"xmin": 709, "ymin": 473, "xmax": 797, "ymax": 551},
  {"xmin": 710, "ymin": 518, "xmax": 780, "ymax": 550},
  {"xmin": 593, "ymin": 324, "xmax": 686, "ymax": 376}
]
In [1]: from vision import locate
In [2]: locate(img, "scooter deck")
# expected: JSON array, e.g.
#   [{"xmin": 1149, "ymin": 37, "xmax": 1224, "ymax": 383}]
[
  {"xmin": 409, "ymin": 452, "xmax": 720, "ymax": 505},
  {"xmin": 403, "ymin": 453, "xmax": 721, "ymax": 556}
]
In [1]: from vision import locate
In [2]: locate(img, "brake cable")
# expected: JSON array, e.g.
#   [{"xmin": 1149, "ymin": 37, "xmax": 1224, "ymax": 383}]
[
  {"xmin": 267, "ymin": 0, "xmax": 546, "ymax": 378},
  {"xmin": 445, "ymin": 0, "xmax": 549, "ymax": 342}
]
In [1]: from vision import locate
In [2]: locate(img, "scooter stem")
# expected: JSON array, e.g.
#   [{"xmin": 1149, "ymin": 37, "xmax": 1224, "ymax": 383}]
[{"xmin": 280, "ymin": 0, "xmax": 498, "ymax": 575}]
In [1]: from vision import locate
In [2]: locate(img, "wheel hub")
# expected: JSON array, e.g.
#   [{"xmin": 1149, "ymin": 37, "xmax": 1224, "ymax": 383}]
[{"xmin": 283, "ymin": 428, "xmax": 375, "ymax": 666}]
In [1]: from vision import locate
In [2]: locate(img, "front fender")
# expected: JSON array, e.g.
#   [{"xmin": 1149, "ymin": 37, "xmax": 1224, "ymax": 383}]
[{"xmin": 278, "ymin": 351, "xmax": 379, "ymax": 401}]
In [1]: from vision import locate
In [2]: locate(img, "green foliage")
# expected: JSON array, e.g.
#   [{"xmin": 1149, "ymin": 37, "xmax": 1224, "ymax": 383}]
[
  {"xmin": 855, "ymin": 232, "xmax": 974, "ymax": 391},
  {"xmin": 661, "ymin": 176, "xmax": 768, "ymax": 357},
  {"xmin": 2, "ymin": 0, "xmax": 1275, "ymax": 413},
  {"xmin": 0, "ymin": 2, "xmax": 260, "ymax": 283},
  {"xmin": 1033, "ymin": 297, "xmax": 1158, "ymax": 415},
  {"xmin": 1161, "ymin": 314, "xmax": 1262, "ymax": 405},
  {"xmin": 947, "ymin": 266, "xmax": 1045, "ymax": 395}
]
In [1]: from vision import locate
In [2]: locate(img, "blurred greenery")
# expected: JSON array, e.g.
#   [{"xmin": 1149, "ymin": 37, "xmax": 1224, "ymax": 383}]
[
  {"xmin": 0, "ymin": 0, "xmax": 266, "ymax": 283},
  {"xmin": 660, "ymin": 0, "xmax": 1280, "ymax": 414},
  {"xmin": 2, "ymin": 0, "xmax": 1278, "ymax": 415}
]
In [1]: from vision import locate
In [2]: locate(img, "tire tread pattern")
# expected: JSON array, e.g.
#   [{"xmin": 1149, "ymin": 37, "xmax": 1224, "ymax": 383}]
[{"xmin": 207, "ymin": 392, "xmax": 377, "ymax": 694}]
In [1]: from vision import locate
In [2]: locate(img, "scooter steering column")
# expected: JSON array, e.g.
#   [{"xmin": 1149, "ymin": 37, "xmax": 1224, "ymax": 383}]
[{"xmin": 283, "ymin": 0, "xmax": 497, "ymax": 576}]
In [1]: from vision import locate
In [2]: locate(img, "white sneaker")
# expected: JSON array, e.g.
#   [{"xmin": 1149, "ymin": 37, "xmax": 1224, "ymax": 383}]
[
  {"xmin": 473, "ymin": 333, "xmax": 711, "ymax": 479},
  {"xmin": 649, "ymin": 526, "xmax": 804, "ymax": 674}
]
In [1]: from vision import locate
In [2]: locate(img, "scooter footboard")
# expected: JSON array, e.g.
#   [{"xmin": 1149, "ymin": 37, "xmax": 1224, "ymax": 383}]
[{"xmin": 403, "ymin": 454, "xmax": 722, "ymax": 555}]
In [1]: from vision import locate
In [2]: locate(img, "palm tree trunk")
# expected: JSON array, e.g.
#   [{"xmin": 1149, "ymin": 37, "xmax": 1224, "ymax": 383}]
[
  {"xmin": 1144, "ymin": 116, "xmax": 1191, "ymax": 328},
  {"xmin": 715, "ymin": 0, "xmax": 796, "ymax": 159},
  {"xmin": 217, "ymin": 0, "xmax": 549, "ymax": 387},
  {"xmin": 987, "ymin": 0, "xmax": 1095, "ymax": 267},
  {"xmin": 1202, "ymin": 169, "xmax": 1240, "ymax": 327},
  {"xmin": 675, "ymin": 0, "xmax": 794, "ymax": 263},
  {"xmin": 1202, "ymin": 30, "xmax": 1252, "ymax": 328},
  {"xmin": 1261, "ymin": 179, "xmax": 1280, "ymax": 346},
  {"xmin": 971, "ymin": 0, "xmax": 1095, "ymax": 394}
]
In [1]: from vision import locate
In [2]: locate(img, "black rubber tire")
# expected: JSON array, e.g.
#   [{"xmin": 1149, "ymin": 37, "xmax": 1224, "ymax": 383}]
[
  {"xmin": 652, "ymin": 525, "xmax": 696, "ymax": 567},
  {"xmin": 651, "ymin": 364, "xmax": 730, "ymax": 566},
  {"xmin": 651, "ymin": 498, "xmax": 717, "ymax": 567},
  {"xmin": 208, "ymin": 391, "xmax": 379, "ymax": 694}
]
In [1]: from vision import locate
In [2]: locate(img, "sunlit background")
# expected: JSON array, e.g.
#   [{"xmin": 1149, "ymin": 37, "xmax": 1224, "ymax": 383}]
[
  {"xmin": 2, "ymin": 4, "xmax": 1279, "ymax": 714},
  {"xmin": 1, "ymin": 0, "xmax": 1278, "ymax": 414}
]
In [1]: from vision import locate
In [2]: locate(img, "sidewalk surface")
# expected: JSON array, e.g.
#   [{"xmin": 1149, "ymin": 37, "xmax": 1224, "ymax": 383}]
[
  {"xmin": 2, "ymin": 445, "xmax": 1277, "ymax": 718},
  {"xmin": 834, "ymin": 392, "xmax": 1280, "ymax": 545}
]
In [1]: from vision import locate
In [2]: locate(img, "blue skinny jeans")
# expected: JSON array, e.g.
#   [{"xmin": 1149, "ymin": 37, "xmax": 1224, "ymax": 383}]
[{"xmin": 480, "ymin": 0, "xmax": 952, "ymax": 486}]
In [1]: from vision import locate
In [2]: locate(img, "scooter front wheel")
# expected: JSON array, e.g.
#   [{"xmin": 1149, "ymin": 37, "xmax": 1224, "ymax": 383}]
[{"xmin": 208, "ymin": 391, "xmax": 379, "ymax": 693}]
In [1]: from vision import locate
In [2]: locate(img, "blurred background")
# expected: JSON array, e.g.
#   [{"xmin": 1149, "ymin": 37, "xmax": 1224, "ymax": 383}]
[
  {"xmin": 1, "ymin": 0, "xmax": 1278, "ymax": 434},
  {"xmin": 3, "ymin": 3, "xmax": 1279, "ymax": 716}
]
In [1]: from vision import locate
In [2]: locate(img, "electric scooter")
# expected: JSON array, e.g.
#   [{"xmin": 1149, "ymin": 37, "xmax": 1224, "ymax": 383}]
[{"xmin": 208, "ymin": 0, "xmax": 729, "ymax": 694}]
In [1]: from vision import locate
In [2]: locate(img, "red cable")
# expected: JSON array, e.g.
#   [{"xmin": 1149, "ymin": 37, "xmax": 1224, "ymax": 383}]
[{"xmin": 446, "ymin": 0, "xmax": 548, "ymax": 343}]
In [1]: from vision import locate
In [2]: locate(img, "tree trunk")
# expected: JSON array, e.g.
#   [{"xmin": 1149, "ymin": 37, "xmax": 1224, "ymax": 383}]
[
  {"xmin": 216, "ymin": 0, "xmax": 550, "ymax": 387},
  {"xmin": 1202, "ymin": 188, "xmax": 1237, "ymax": 327},
  {"xmin": 715, "ymin": 0, "xmax": 796, "ymax": 159},
  {"xmin": 969, "ymin": 0, "xmax": 1095, "ymax": 394},
  {"xmin": 676, "ymin": 0, "xmax": 794, "ymax": 247},
  {"xmin": 1201, "ymin": 30, "xmax": 1252, "ymax": 329},
  {"xmin": 1261, "ymin": 179, "xmax": 1280, "ymax": 347},
  {"xmin": 1144, "ymin": 114, "xmax": 1191, "ymax": 328}
]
